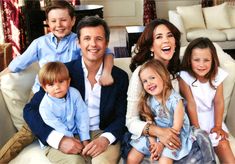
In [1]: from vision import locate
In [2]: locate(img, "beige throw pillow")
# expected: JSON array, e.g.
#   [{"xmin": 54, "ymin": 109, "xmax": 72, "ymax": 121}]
[
  {"xmin": 177, "ymin": 5, "xmax": 206, "ymax": 30},
  {"xmin": 0, "ymin": 63, "xmax": 39, "ymax": 130},
  {"xmin": 203, "ymin": 2, "xmax": 231, "ymax": 29},
  {"xmin": 228, "ymin": 5, "xmax": 235, "ymax": 27}
]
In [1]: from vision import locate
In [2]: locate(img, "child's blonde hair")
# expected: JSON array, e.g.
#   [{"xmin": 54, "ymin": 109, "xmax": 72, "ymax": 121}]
[
  {"xmin": 138, "ymin": 59, "xmax": 173, "ymax": 122},
  {"xmin": 39, "ymin": 61, "xmax": 70, "ymax": 88}
]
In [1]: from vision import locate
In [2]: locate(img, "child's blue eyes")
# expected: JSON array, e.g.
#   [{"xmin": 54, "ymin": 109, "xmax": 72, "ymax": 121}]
[{"xmin": 142, "ymin": 77, "xmax": 155, "ymax": 84}]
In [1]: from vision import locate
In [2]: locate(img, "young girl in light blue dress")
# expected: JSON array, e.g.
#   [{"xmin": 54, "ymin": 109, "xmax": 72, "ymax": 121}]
[{"xmin": 127, "ymin": 59, "xmax": 195, "ymax": 164}]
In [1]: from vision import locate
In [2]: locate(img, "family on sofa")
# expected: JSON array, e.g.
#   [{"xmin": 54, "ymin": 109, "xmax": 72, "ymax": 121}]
[{"xmin": 0, "ymin": 1, "xmax": 235, "ymax": 164}]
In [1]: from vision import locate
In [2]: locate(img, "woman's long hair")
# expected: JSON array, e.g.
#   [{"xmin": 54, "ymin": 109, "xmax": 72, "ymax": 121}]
[{"xmin": 130, "ymin": 19, "xmax": 181, "ymax": 79}]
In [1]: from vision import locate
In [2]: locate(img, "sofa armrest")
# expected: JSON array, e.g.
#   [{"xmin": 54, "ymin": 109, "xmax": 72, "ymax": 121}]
[
  {"xmin": 168, "ymin": 10, "xmax": 188, "ymax": 46},
  {"xmin": 226, "ymin": 85, "xmax": 235, "ymax": 137},
  {"xmin": 0, "ymin": 90, "xmax": 17, "ymax": 149}
]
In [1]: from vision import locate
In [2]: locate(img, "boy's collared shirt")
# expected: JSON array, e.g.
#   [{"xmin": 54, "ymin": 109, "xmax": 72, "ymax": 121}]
[
  {"xmin": 9, "ymin": 32, "xmax": 80, "ymax": 93},
  {"xmin": 9, "ymin": 32, "xmax": 113, "ymax": 93},
  {"xmin": 45, "ymin": 57, "xmax": 115, "ymax": 150},
  {"xmin": 9, "ymin": 32, "xmax": 79, "ymax": 72}
]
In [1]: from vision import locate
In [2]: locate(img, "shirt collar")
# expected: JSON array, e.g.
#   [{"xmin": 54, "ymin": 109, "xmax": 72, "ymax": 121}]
[
  {"xmin": 47, "ymin": 92, "xmax": 67, "ymax": 103},
  {"xmin": 81, "ymin": 57, "xmax": 103, "ymax": 82},
  {"xmin": 49, "ymin": 32, "xmax": 73, "ymax": 44}
]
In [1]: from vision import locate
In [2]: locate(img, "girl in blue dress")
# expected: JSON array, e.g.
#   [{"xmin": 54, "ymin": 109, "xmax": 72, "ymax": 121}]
[{"xmin": 127, "ymin": 59, "xmax": 195, "ymax": 164}]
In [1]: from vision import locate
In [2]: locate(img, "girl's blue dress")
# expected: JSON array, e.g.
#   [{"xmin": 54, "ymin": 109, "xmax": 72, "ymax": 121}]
[{"xmin": 130, "ymin": 90, "xmax": 195, "ymax": 160}]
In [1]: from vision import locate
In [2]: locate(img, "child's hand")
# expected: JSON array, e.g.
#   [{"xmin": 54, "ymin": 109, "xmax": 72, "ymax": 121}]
[
  {"xmin": 149, "ymin": 141, "xmax": 164, "ymax": 161},
  {"xmin": 99, "ymin": 71, "xmax": 114, "ymax": 86},
  {"xmin": 82, "ymin": 140, "xmax": 90, "ymax": 147},
  {"xmin": 0, "ymin": 67, "xmax": 11, "ymax": 79},
  {"xmin": 211, "ymin": 126, "xmax": 228, "ymax": 140}
]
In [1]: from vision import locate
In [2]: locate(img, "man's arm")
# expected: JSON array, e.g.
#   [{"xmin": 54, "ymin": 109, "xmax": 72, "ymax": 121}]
[
  {"xmin": 23, "ymin": 87, "xmax": 85, "ymax": 154},
  {"xmin": 23, "ymin": 88, "xmax": 53, "ymax": 144},
  {"xmin": 102, "ymin": 68, "xmax": 129, "ymax": 140}
]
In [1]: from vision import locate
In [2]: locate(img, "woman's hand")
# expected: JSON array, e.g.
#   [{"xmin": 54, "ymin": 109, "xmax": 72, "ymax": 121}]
[
  {"xmin": 156, "ymin": 127, "xmax": 181, "ymax": 150},
  {"xmin": 211, "ymin": 126, "xmax": 228, "ymax": 140}
]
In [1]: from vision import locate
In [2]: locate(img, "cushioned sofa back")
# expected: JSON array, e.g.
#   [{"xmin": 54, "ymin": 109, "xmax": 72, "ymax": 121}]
[
  {"xmin": 0, "ymin": 90, "xmax": 16, "ymax": 149},
  {"xmin": 0, "ymin": 63, "xmax": 40, "ymax": 131}
]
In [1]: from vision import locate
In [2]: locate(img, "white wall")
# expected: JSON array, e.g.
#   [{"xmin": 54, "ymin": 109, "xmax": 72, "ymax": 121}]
[
  {"xmin": 81, "ymin": 0, "xmax": 143, "ymax": 26},
  {"xmin": 155, "ymin": 0, "xmax": 201, "ymax": 19},
  {"xmin": 80, "ymin": 0, "xmax": 201, "ymax": 26}
]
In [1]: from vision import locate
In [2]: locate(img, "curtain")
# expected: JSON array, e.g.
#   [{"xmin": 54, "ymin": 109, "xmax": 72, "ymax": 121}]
[
  {"xmin": 143, "ymin": 0, "xmax": 157, "ymax": 25},
  {"xmin": 0, "ymin": 5, "xmax": 4, "ymax": 44},
  {"xmin": 70, "ymin": 0, "xmax": 80, "ymax": 5},
  {"xmin": 213, "ymin": 0, "xmax": 235, "ymax": 5},
  {"xmin": 201, "ymin": 0, "xmax": 213, "ymax": 7},
  {"xmin": 0, "ymin": 0, "xmax": 26, "ymax": 58}
]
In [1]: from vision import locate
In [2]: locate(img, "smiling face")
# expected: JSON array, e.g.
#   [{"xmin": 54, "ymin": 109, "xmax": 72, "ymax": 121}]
[
  {"xmin": 151, "ymin": 24, "xmax": 176, "ymax": 66},
  {"xmin": 47, "ymin": 8, "xmax": 75, "ymax": 41},
  {"xmin": 78, "ymin": 25, "xmax": 108, "ymax": 64},
  {"xmin": 140, "ymin": 67, "xmax": 164, "ymax": 100},
  {"xmin": 191, "ymin": 47, "xmax": 212, "ymax": 82}
]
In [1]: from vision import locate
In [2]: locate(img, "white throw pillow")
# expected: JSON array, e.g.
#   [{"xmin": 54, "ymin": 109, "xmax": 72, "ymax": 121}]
[
  {"xmin": 203, "ymin": 3, "xmax": 231, "ymax": 29},
  {"xmin": 228, "ymin": 5, "xmax": 235, "ymax": 27},
  {"xmin": 0, "ymin": 63, "xmax": 39, "ymax": 130},
  {"xmin": 177, "ymin": 5, "xmax": 206, "ymax": 30}
]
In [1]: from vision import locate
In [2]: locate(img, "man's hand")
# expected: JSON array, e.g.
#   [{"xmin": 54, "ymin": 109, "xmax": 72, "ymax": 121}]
[
  {"xmin": 157, "ymin": 127, "xmax": 181, "ymax": 150},
  {"xmin": 58, "ymin": 136, "xmax": 84, "ymax": 154},
  {"xmin": 82, "ymin": 136, "xmax": 109, "ymax": 157}
]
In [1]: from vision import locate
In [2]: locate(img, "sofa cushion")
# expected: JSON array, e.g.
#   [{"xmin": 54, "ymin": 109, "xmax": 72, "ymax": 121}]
[
  {"xmin": 0, "ymin": 63, "xmax": 39, "ymax": 130},
  {"xmin": 176, "ymin": 5, "xmax": 206, "ymax": 30},
  {"xmin": 168, "ymin": 10, "xmax": 188, "ymax": 46},
  {"xmin": 114, "ymin": 57, "xmax": 131, "ymax": 79},
  {"xmin": 203, "ymin": 3, "xmax": 231, "ymax": 30},
  {"xmin": 213, "ymin": 43, "xmax": 235, "ymax": 119},
  {"xmin": 187, "ymin": 29, "xmax": 227, "ymax": 42},
  {"xmin": 228, "ymin": 5, "xmax": 235, "ymax": 28},
  {"xmin": 0, "ymin": 91, "xmax": 16, "ymax": 149},
  {"xmin": 9, "ymin": 141, "xmax": 51, "ymax": 164},
  {"xmin": 221, "ymin": 28, "xmax": 235, "ymax": 40}
]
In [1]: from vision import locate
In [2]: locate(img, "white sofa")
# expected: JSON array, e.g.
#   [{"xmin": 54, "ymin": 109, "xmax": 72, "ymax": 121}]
[
  {"xmin": 169, "ymin": 3, "xmax": 235, "ymax": 49},
  {"xmin": 0, "ymin": 44, "xmax": 235, "ymax": 163}
]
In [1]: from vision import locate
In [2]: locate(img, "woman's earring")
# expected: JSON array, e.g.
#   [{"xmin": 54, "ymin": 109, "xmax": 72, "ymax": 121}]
[{"xmin": 150, "ymin": 52, "xmax": 153, "ymax": 57}]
